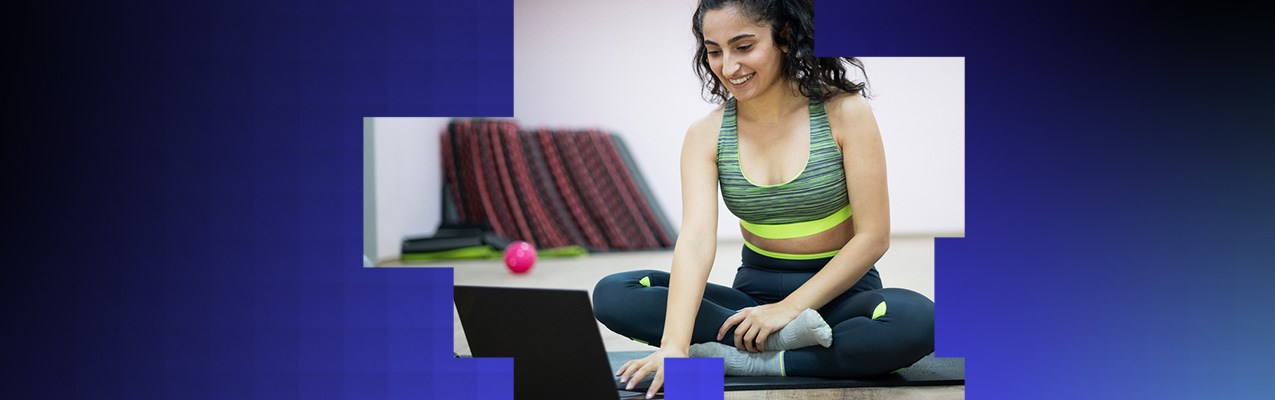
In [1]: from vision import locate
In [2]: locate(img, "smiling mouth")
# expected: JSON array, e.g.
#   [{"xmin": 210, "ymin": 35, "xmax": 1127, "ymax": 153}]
[{"xmin": 729, "ymin": 74, "xmax": 753, "ymax": 85}]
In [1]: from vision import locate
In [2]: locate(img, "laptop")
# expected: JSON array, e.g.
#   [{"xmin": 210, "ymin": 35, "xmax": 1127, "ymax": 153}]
[{"xmin": 454, "ymin": 285, "xmax": 662, "ymax": 399}]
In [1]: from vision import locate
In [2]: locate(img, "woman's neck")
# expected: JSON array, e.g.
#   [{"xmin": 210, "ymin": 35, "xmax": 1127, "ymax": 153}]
[{"xmin": 735, "ymin": 80, "xmax": 806, "ymax": 124}]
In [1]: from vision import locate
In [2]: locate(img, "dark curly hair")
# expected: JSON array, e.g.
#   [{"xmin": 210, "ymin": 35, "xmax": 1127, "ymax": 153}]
[{"xmin": 692, "ymin": 0, "xmax": 869, "ymax": 104}]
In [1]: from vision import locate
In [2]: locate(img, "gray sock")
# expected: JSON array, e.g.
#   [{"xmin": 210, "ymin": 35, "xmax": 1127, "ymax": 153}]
[
  {"xmin": 764, "ymin": 308, "xmax": 833, "ymax": 351},
  {"xmin": 689, "ymin": 342, "xmax": 785, "ymax": 376}
]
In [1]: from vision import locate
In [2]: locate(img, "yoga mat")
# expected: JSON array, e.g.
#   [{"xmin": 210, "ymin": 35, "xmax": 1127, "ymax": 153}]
[{"xmin": 607, "ymin": 351, "xmax": 963, "ymax": 391}]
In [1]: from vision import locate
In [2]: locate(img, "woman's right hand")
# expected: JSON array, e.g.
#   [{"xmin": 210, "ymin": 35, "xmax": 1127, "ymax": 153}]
[{"xmin": 616, "ymin": 346, "xmax": 687, "ymax": 399}]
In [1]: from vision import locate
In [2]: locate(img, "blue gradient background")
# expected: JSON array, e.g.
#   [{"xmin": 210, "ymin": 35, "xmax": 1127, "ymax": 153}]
[
  {"xmin": 7, "ymin": 0, "xmax": 1272, "ymax": 399},
  {"xmin": 819, "ymin": 1, "xmax": 1275, "ymax": 399}
]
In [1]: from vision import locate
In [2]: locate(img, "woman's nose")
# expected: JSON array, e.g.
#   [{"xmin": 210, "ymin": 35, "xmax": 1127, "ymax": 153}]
[{"xmin": 722, "ymin": 56, "xmax": 739, "ymax": 77}]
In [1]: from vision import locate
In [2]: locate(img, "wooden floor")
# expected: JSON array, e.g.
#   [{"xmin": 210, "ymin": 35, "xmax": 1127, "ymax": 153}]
[
  {"xmin": 726, "ymin": 386, "xmax": 964, "ymax": 399},
  {"xmin": 382, "ymin": 235, "xmax": 962, "ymax": 399}
]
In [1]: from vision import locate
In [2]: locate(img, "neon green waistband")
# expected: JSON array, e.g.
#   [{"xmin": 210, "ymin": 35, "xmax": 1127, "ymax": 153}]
[
  {"xmin": 739, "ymin": 204, "xmax": 852, "ymax": 239},
  {"xmin": 743, "ymin": 240, "xmax": 841, "ymax": 260}
]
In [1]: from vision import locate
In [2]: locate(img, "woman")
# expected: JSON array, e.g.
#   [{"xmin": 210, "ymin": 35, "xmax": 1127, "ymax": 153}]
[{"xmin": 592, "ymin": 0, "xmax": 934, "ymax": 397}]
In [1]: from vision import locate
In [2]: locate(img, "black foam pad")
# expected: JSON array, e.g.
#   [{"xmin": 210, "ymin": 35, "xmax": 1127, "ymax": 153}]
[{"xmin": 608, "ymin": 351, "xmax": 963, "ymax": 391}]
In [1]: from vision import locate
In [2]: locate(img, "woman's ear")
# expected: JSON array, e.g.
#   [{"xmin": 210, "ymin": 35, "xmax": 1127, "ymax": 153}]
[{"xmin": 778, "ymin": 23, "xmax": 791, "ymax": 54}]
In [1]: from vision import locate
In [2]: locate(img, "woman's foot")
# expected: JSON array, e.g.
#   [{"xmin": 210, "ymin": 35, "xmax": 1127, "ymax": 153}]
[
  {"xmin": 764, "ymin": 308, "xmax": 833, "ymax": 351},
  {"xmin": 689, "ymin": 342, "xmax": 784, "ymax": 376}
]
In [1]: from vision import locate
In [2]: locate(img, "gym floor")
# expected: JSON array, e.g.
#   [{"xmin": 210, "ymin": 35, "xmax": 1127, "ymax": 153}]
[{"xmin": 385, "ymin": 236, "xmax": 963, "ymax": 400}]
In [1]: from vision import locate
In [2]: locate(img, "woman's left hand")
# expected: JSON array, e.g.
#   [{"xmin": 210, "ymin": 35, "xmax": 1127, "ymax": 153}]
[{"xmin": 717, "ymin": 303, "xmax": 802, "ymax": 353}]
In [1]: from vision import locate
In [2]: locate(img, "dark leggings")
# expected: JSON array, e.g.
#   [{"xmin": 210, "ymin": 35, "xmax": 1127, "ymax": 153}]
[{"xmin": 592, "ymin": 246, "xmax": 934, "ymax": 378}]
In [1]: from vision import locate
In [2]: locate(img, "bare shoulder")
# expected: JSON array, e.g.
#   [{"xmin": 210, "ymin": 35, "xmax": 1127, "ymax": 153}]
[
  {"xmin": 824, "ymin": 91, "xmax": 874, "ymax": 125},
  {"xmin": 823, "ymin": 91, "xmax": 879, "ymax": 144},
  {"xmin": 683, "ymin": 103, "xmax": 726, "ymax": 153}
]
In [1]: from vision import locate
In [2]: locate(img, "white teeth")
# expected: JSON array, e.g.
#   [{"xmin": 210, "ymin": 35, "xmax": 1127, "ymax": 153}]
[{"xmin": 730, "ymin": 74, "xmax": 751, "ymax": 85}]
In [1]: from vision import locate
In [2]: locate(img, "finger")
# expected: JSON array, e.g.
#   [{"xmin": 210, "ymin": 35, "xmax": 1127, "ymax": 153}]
[
  {"xmin": 628, "ymin": 363, "xmax": 657, "ymax": 390},
  {"xmin": 617, "ymin": 360, "xmax": 632, "ymax": 376},
  {"xmin": 744, "ymin": 325, "xmax": 761, "ymax": 353},
  {"xmin": 718, "ymin": 312, "xmax": 744, "ymax": 341},
  {"xmin": 756, "ymin": 328, "xmax": 770, "ymax": 352},
  {"xmin": 627, "ymin": 364, "xmax": 654, "ymax": 391},
  {"xmin": 619, "ymin": 360, "xmax": 641, "ymax": 384},
  {"xmin": 734, "ymin": 320, "xmax": 752, "ymax": 351},
  {"xmin": 647, "ymin": 367, "xmax": 664, "ymax": 399},
  {"xmin": 618, "ymin": 360, "xmax": 638, "ymax": 382}
]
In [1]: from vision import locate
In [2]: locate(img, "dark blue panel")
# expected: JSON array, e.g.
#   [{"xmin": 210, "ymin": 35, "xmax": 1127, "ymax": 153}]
[
  {"xmin": 10, "ymin": 0, "xmax": 1273, "ymax": 399},
  {"xmin": 816, "ymin": 1, "xmax": 1274, "ymax": 399}
]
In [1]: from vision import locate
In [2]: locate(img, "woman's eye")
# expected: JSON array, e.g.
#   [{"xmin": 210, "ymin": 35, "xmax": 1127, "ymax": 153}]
[
  {"xmin": 707, "ymin": 50, "xmax": 722, "ymax": 56},
  {"xmin": 737, "ymin": 45, "xmax": 752, "ymax": 51}
]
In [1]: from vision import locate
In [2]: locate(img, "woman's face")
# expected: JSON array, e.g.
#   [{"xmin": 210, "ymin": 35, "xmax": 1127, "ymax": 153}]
[{"xmin": 701, "ymin": 6, "xmax": 785, "ymax": 102}]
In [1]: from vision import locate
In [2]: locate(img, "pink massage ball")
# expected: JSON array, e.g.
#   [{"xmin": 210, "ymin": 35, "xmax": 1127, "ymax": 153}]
[{"xmin": 504, "ymin": 241, "xmax": 537, "ymax": 274}]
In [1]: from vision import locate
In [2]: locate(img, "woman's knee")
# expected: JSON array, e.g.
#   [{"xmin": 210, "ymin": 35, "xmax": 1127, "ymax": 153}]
[
  {"xmin": 592, "ymin": 272, "xmax": 635, "ymax": 315},
  {"xmin": 880, "ymin": 289, "xmax": 936, "ymax": 360},
  {"xmin": 828, "ymin": 289, "xmax": 935, "ymax": 374},
  {"xmin": 594, "ymin": 269, "xmax": 662, "ymax": 293},
  {"xmin": 592, "ymin": 270, "xmax": 664, "ymax": 324}
]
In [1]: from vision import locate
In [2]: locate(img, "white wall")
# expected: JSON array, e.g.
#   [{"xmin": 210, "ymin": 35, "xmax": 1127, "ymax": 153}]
[
  {"xmin": 513, "ymin": 0, "xmax": 964, "ymax": 238},
  {"xmin": 365, "ymin": 1, "xmax": 965, "ymax": 261},
  {"xmin": 364, "ymin": 118, "xmax": 450, "ymax": 263},
  {"xmin": 513, "ymin": 0, "xmax": 710, "ymax": 236},
  {"xmin": 363, "ymin": 118, "xmax": 376, "ymax": 262},
  {"xmin": 863, "ymin": 58, "xmax": 965, "ymax": 236}
]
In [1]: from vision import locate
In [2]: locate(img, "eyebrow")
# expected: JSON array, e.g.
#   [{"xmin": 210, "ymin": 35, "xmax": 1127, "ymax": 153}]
[{"xmin": 703, "ymin": 34, "xmax": 756, "ymax": 47}]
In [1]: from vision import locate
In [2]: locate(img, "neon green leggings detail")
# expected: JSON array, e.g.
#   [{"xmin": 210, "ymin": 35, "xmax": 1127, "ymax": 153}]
[
  {"xmin": 872, "ymin": 301, "xmax": 887, "ymax": 320},
  {"xmin": 743, "ymin": 240, "xmax": 841, "ymax": 260}
]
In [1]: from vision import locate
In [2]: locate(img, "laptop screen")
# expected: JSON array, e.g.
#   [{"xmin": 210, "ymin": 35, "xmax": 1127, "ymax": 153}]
[{"xmin": 454, "ymin": 285, "xmax": 629, "ymax": 400}]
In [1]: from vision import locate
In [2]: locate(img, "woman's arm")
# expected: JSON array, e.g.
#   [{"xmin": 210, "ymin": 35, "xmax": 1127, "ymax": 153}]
[
  {"xmin": 616, "ymin": 114, "xmax": 721, "ymax": 398},
  {"xmin": 661, "ymin": 116, "xmax": 723, "ymax": 353}
]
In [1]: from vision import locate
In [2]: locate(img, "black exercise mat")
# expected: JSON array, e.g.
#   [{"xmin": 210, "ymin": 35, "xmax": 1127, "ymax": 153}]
[{"xmin": 608, "ymin": 351, "xmax": 963, "ymax": 391}]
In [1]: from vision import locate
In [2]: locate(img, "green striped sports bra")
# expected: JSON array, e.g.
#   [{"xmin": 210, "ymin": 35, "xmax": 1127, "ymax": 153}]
[{"xmin": 717, "ymin": 97, "xmax": 851, "ymax": 241}]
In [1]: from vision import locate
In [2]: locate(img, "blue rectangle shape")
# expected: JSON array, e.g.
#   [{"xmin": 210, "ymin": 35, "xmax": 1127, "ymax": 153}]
[{"xmin": 664, "ymin": 358, "xmax": 724, "ymax": 400}]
